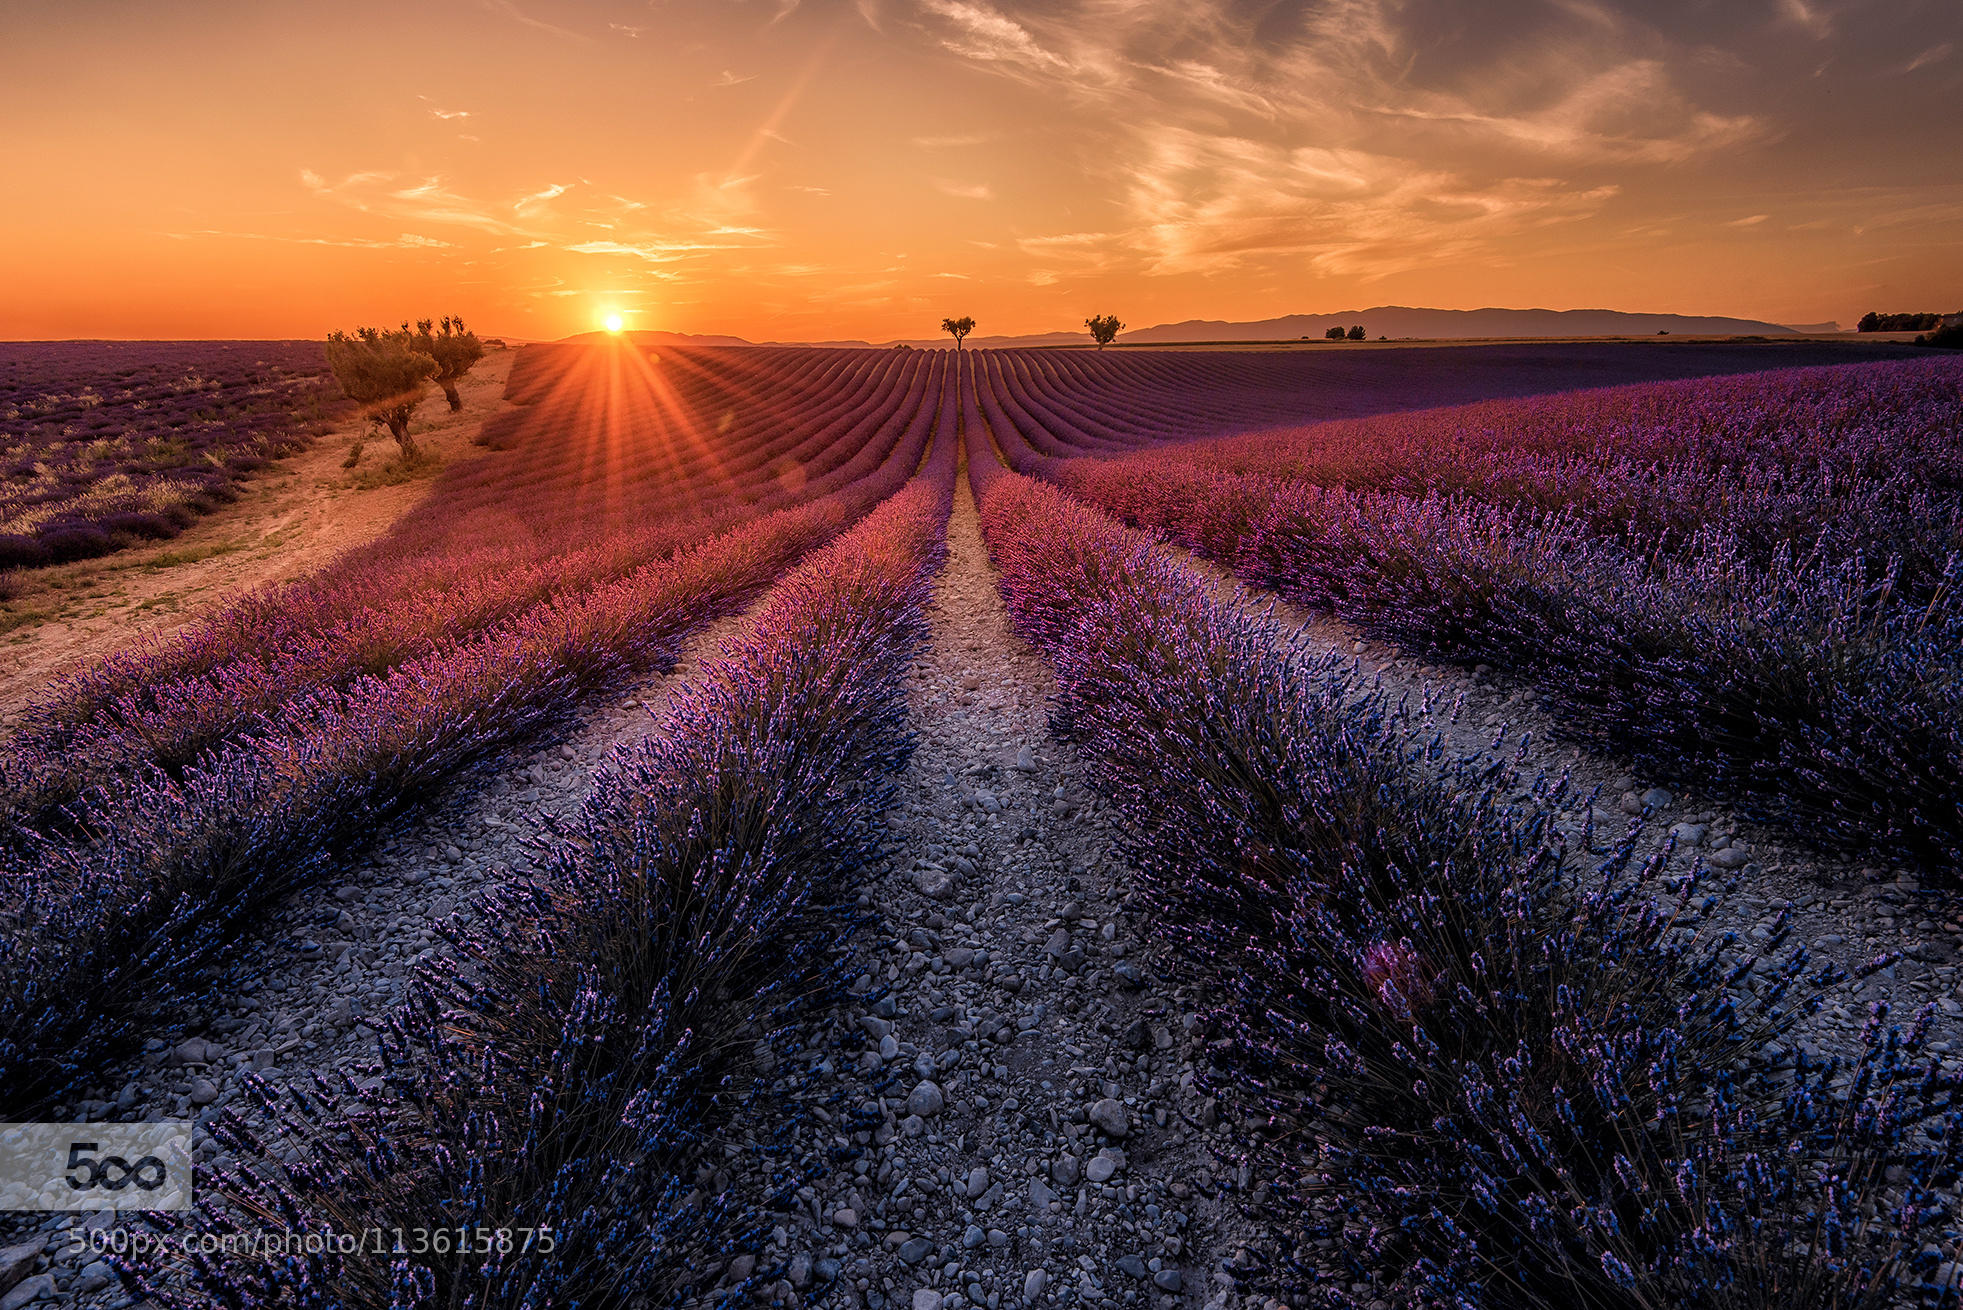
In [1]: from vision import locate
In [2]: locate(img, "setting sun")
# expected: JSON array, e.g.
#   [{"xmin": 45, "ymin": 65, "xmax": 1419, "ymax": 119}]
[{"xmin": 603, "ymin": 312, "xmax": 624, "ymax": 334}]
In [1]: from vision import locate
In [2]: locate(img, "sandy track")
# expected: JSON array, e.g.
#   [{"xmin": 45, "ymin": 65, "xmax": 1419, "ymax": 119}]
[{"xmin": 0, "ymin": 351, "xmax": 516, "ymax": 725}]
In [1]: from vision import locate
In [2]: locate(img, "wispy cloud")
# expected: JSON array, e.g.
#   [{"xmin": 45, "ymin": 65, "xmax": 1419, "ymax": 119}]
[
  {"xmin": 1376, "ymin": 61, "xmax": 1762, "ymax": 164},
  {"xmin": 911, "ymin": 132, "xmax": 994, "ymax": 149},
  {"xmin": 1726, "ymin": 213, "xmax": 1771, "ymax": 227},
  {"xmin": 478, "ymin": 0, "xmax": 589, "ymax": 42},
  {"xmin": 563, "ymin": 223, "xmax": 774, "ymax": 266},
  {"xmin": 936, "ymin": 179, "xmax": 994, "ymax": 200},
  {"xmin": 303, "ymin": 169, "xmax": 525, "ymax": 234},
  {"xmin": 715, "ymin": 69, "xmax": 758, "ymax": 87},
  {"xmin": 917, "ymin": 0, "xmax": 1072, "ymax": 75},
  {"xmin": 564, "ymin": 239, "xmax": 696, "ymax": 264},
  {"xmin": 1778, "ymin": 0, "xmax": 1835, "ymax": 39},
  {"xmin": 1115, "ymin": 127, "xmax": 1620, "ymax": 279},
  {"xmin": 1903, "ymin": 42, "xmax": 1954, "ymax": 73},
  {"xmin": 515, "ymin": 183, "xmax": 570, "ymax": 215},
  {"xmin": 172, "ymin": 229, "xmax": 454, "ymax": 250}
]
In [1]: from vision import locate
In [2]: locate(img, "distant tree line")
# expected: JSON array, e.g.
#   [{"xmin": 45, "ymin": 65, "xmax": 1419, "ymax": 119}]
[
  {"xmin": 1321, "ymin": 325, "xmax": 1368, "ymax": 341},
  {"xmin": 1858, "ymin": 311, "xmax": 1956, "ymax": 332}
]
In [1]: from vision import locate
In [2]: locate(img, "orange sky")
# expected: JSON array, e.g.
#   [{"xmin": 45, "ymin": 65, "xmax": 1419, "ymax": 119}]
[{"xmin": 1, "ymin": 0, "xmax": 1959, "ymax": 341}]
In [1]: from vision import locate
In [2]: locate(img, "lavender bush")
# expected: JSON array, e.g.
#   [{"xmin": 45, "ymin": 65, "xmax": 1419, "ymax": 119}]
[
  {"xmin": 1041, "ymin": 361, "xmax": 1963, "ymax": 871},
  {"xmin": 0, "ymin": 341, "xmax": 348, "ymax": 569}
]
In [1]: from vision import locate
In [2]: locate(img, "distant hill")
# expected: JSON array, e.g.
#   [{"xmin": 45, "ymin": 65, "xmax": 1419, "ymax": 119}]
[
  {"xmin": 1117, "ymin": 306, "xmax": 1800, "ymax": 344},
  {"xmin": 557, "ymin": 306, "xmax": 1803, "ymax": 351}
]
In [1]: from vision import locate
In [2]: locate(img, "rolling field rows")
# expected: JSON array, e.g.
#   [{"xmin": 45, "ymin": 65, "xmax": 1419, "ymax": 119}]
[{"xmin": 2, "ymin": 339, "xmax": 1960, "ymax": 1310}]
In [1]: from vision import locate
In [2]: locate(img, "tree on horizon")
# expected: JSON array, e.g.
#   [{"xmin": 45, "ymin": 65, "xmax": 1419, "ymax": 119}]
[
  {"xmin": 942, "ymin": 316, "xmax": 975, "ymax": 349},
  {"xmin": 1085, "ymin": 314, "xmax": 1124, "ymax": 348}
]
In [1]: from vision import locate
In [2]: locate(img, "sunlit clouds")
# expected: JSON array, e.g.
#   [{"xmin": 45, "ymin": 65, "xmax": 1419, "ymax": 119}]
[{"xmin": 0, "ymin": 0, "xmax": 1957, "ymax": 339}]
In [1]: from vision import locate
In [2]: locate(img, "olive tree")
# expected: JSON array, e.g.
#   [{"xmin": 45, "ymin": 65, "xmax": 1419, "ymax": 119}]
[
  {"xmin": 1085, "ymin": 314, "xmax": 1124, "ymax": 348},
  {"xmin": 942, "ymin": 316, "xmax": 976, "ymax": 349},
  {"xmin": 1346, "ymin": 324, "xmax": 1367, "ymax": 341},
  {"xmin": 1324, "ymin": 326, "xmax": 1347, "ymax": 340},
  {"xmin": 410, "ymin": 315, "xmax": 485, "ymax": 411},
  {"xmin": 325, "ymin": 326, "xmax": 437, "ymax": 458}
]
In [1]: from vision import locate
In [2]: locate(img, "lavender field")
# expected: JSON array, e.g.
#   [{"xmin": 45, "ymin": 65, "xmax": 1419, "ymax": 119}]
[
  {"xmin": 0, "ymin": 342, "xmax": 348, "ymax": 570},
  {"xmin": 2, "ymin": 338, "xmax": 1960, "ymax": 1310}
]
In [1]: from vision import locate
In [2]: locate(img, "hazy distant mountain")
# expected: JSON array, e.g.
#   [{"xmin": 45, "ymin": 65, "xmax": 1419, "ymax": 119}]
[
  {"xmin": 1119, "ymin": 306, "xmax": 1800, "ymax": 343},
  {"xmin": 559, "ymin": 306, "xmax": 1802, "ymax": 350}
]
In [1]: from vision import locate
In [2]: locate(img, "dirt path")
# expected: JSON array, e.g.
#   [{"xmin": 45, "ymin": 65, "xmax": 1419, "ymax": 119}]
[
  {"xmin": 728, "ymin": 480, "xmax": 1252, "ymax": 1310},
  {"xmin": 0, "ymin": 350, "xmax": 516, "ymax": 725}
]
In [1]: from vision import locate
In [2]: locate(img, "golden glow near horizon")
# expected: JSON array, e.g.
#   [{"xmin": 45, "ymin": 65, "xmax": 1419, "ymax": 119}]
[
  {"xmin": 604, "ymin": 312, "xmax": 625, "ymax": 335},
  {"xmin": 0, "ymin": 0, "xmax": 1958, "ymax": 341}
]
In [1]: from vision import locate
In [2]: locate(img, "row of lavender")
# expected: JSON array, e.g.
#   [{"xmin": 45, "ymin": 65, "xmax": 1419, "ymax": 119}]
[
  {"xmin": 968, "ymin": 434, "xmax": 1963, "ymax": 1308},
  {"xmin": 0, "ymin": 344, "xmax": 943, "ymax": 839},
  {"xmin": 0, "ymin": 341, "xmax": 349, "ymax": 569},
  {"xmin": 965, "ymin": 340, "xmax": 1933, "ymax": 462},
  {"xmin": 124, "ymin": 439, "xmax": 957, "ymax": 1308},
  {"xmin": 982, "ymin": 357, "xmax": 1963, "ymax": 872},
  {"xmin": 1003, "ymin": 354, "xmax": 1963, "ymax": 582},
  {"xmin": 0, "ymin": 346, "xmax": 949, "ymax": 1114}
]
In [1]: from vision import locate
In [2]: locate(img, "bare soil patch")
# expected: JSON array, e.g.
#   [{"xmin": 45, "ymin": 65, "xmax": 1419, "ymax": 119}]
[{"xmin": 0, "ymin": 351, "xmax": 516, "ymax": 725}]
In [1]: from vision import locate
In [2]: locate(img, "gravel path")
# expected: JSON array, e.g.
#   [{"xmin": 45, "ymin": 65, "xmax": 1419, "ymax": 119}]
[
  {"xmin": 0, "ymin": 603, "xmax": 763, "ymax": 1309},
  {"xmin": 719, "ymin": 481, "xmax": 1258, "ymax": 1310}
]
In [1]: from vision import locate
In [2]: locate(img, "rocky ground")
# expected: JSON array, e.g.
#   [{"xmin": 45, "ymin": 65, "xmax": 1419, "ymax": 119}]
[{"xmin": 711, "ymin": 482, "xmax": 1261, "ymax": 1310}]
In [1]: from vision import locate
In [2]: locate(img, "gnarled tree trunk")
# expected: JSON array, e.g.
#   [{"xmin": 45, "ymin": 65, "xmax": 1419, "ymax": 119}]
[
  {"xmin": 439, "ymin": 380, "xmax": 462, "ymax": 411},
  {"xmin": 386, "ymin": 413, "xmax": 420, "ymax": 460}
]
